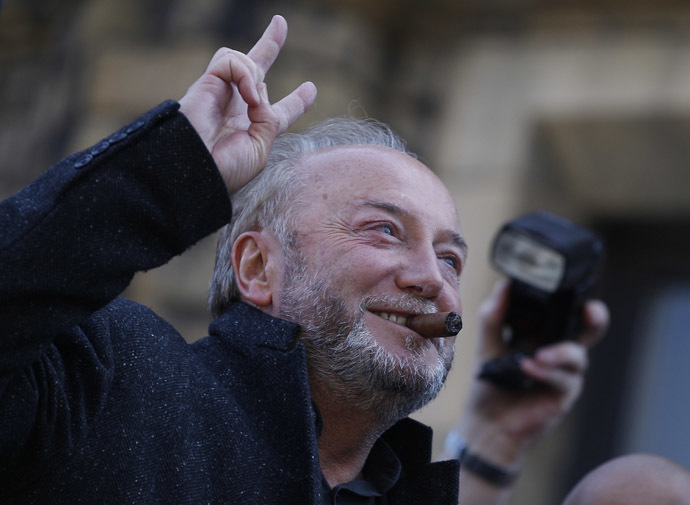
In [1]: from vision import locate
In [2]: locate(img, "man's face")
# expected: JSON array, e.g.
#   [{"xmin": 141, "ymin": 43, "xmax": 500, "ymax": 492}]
[{"xmin": 274, "ymin": 145, "xmax": 466, "ymax": 420}]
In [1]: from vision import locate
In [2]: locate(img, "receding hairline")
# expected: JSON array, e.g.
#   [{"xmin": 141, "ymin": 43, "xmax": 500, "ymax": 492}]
[
  {"xmin": 290, "ymin": 143, "xmax": 439, "ymax": 187},
  {"xmin": 297, "ymin": 143, "xmax": 425, "ymax": 163}
]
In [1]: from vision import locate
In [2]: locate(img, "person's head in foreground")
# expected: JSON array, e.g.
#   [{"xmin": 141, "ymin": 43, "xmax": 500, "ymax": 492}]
[{"xmin": 563, "ymin": 453, "xmax": 690, "ymax": 505}]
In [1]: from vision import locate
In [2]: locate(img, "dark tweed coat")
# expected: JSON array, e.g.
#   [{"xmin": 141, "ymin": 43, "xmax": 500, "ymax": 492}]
[{"xmin": 0, "ymin": 101, "xmax": 459, "ymax": 504}]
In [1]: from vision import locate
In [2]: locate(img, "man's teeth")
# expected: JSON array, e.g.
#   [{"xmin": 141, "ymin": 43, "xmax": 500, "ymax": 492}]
[{"xmin": 375, "ymin": 312, "xmax": 408, "ymax": 326}]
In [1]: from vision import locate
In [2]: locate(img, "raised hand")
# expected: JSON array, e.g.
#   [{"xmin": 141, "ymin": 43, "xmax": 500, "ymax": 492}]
[
  {"xmin": 179, "ymin": 15, "xmax": 317, "ymax": 193},
  {"xmin": 460, "ymin": 280, "xmax": 609, "ymax": 464}
]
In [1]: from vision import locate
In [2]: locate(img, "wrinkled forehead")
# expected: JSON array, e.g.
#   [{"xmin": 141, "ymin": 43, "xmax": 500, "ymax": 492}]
[{"xmin": 294, "ymin": 145, "xmax": 461, "ymax": 230}]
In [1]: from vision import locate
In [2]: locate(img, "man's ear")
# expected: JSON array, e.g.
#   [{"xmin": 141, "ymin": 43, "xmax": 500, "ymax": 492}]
[{"xmin": 231, "ymin": 230, "xmax": 283, "ymax": 308}]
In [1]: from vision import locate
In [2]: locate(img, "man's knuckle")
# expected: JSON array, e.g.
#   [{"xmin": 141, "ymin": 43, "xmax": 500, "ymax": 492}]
[{"xmin": 212, "ymin": 47, "xmax": 232, "ymax": 61}]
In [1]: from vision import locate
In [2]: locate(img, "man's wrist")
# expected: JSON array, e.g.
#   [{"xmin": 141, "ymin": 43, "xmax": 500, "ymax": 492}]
[{"xmin": 445, "ymin": 429, "xmax": 519, "ymax": 487}]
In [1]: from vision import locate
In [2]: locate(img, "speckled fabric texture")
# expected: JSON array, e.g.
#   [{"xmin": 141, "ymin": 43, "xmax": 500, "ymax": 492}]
[{"xmin": 0, "ymin": 102, "xmax": 459, "ymax": 504}]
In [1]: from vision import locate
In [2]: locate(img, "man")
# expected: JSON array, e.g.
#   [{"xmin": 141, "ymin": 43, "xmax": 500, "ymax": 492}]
[{"xmin": 0, "ymin": 15, "xmax": 607, "ymax": 504}]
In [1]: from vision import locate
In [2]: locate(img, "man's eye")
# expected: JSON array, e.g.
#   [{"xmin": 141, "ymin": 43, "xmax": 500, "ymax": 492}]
[
  {"xmin": 377, "ymin": 224, "xmax": 394, "ymax": 235},
  {"xmin": 441, "ymin": 256, "xmax": 458, "ymax": 269}
]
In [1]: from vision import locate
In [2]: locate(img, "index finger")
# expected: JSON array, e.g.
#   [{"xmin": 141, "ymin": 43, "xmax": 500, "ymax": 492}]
[{"xmin": 247, "ymin": 15, "xmax": 288, "ymax": 82}]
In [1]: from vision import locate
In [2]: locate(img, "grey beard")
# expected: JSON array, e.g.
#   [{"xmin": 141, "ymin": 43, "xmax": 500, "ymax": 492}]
[{"xmin": 277, "ymin": 252, "xmax": 454, "ymax": 426}]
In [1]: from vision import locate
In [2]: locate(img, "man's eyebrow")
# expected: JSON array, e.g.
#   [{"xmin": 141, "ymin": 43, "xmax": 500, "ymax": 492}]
[
  {"xmin": 445, "ymin": 231, "xmax": 469, "ymax": 257},
  {"xmin": 356, "ymin": 200, "xmax": 405, "ymax": 217},
  {"xmin": 356, "ymin": 200, "xmax": 469, "ymax": 256}
]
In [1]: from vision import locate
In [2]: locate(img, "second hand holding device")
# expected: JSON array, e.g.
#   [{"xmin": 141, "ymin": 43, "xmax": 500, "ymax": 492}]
[{"xmin": 479, "ymin": 211, "xmax": 603, "ymax": 390}]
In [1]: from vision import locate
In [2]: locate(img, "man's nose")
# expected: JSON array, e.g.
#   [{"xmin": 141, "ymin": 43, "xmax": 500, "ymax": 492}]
[{"xmin": 395, "ymin": 246, "xmax": 444, "ymax": 299}]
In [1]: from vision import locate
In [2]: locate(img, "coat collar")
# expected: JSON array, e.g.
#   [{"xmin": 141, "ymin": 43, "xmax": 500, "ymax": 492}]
[
  {"xmin": 205, "ymin": 302, "xmax": 459, "ymax": 504},
  {"xmin": 208, "ymin": 301, "xmax": 301, "ymax": 352},
  {"xmin": 209, "ymin": 303, "xmax": 444, "ymax": 469}
]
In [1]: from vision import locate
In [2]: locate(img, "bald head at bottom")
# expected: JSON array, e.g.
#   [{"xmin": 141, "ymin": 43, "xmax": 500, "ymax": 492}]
[{"xmin": 562, "ymin": 453, "xmax": 690, "ymax": 505}]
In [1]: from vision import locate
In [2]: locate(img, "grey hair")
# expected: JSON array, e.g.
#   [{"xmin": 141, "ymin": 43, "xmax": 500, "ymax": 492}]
[{"xmin": 208, "ymin": 116, "xmax": 415, "ymax": 318}]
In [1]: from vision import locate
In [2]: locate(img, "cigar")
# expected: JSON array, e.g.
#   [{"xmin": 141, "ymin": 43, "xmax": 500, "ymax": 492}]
[{"xmin": 407, "ymin": 312, "xmax": 463, "ymax": 339}]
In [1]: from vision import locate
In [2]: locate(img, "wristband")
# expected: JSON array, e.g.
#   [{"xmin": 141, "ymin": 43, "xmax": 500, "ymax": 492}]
[{"xmin": 444, "ymin": 430, "xmax": 519, "ymax": 487}]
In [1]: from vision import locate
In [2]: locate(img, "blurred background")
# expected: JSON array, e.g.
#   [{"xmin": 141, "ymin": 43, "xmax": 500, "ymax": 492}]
[{"xmin": 2, "ymin": 0, "xmax": 690, "ymax": 503}]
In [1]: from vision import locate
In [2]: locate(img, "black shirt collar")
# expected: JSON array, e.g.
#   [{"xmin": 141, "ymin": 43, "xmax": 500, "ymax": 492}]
[{"xmin": 323, "ymin": 437, "xmax": 402, "ymax": 504}]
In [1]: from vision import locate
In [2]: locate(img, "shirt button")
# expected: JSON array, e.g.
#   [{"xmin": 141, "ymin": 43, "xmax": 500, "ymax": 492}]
[
  {"xmin": 109, "ymin": 131, "xmax": 127, "ymax": 144},
  {"xmin": 90, "ymin": 140, "xmax": 110, "ymax": 156},
  {"xmin": 126, "ymin": 119, "xmax": 145, "ymax": 134},
  {"xmin": 74, "ymin": 154, "xmax": 93, "ymax": 169}
]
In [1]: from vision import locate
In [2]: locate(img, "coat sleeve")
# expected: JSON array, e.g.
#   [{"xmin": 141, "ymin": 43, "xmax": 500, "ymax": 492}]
[
  {"xmin": 0, "ymin": 100, "xmax": 231, "ymax": 374},
  {"xmin": 0, "ymin": 101, "xmax": 232, "ymax": 481}
]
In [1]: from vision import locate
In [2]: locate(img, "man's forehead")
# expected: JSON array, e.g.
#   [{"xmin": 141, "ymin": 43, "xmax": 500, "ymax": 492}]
[
  {"xmin": 299, "ymin": 145, "xmax": 448, "ymax": 194},
  {"xmin": 295, "ymin": 143, "xmax": 462, "ymax": 228},
  {"xmin": 299, "ymin": 144, "xmax": 417, "ymax": 177}
]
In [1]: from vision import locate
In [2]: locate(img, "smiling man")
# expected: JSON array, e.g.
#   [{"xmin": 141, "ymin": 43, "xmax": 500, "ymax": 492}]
[
  {"xmin": 209, "ymin": 136, "xmax": 467, "ymax": 494},
  {"xmin": 0, "ymin": 15, "xmax": 608, "ymax": 505},
  {"xmin": 196, "ymin": 116, "xmax": 470, "ymax": 500}
]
